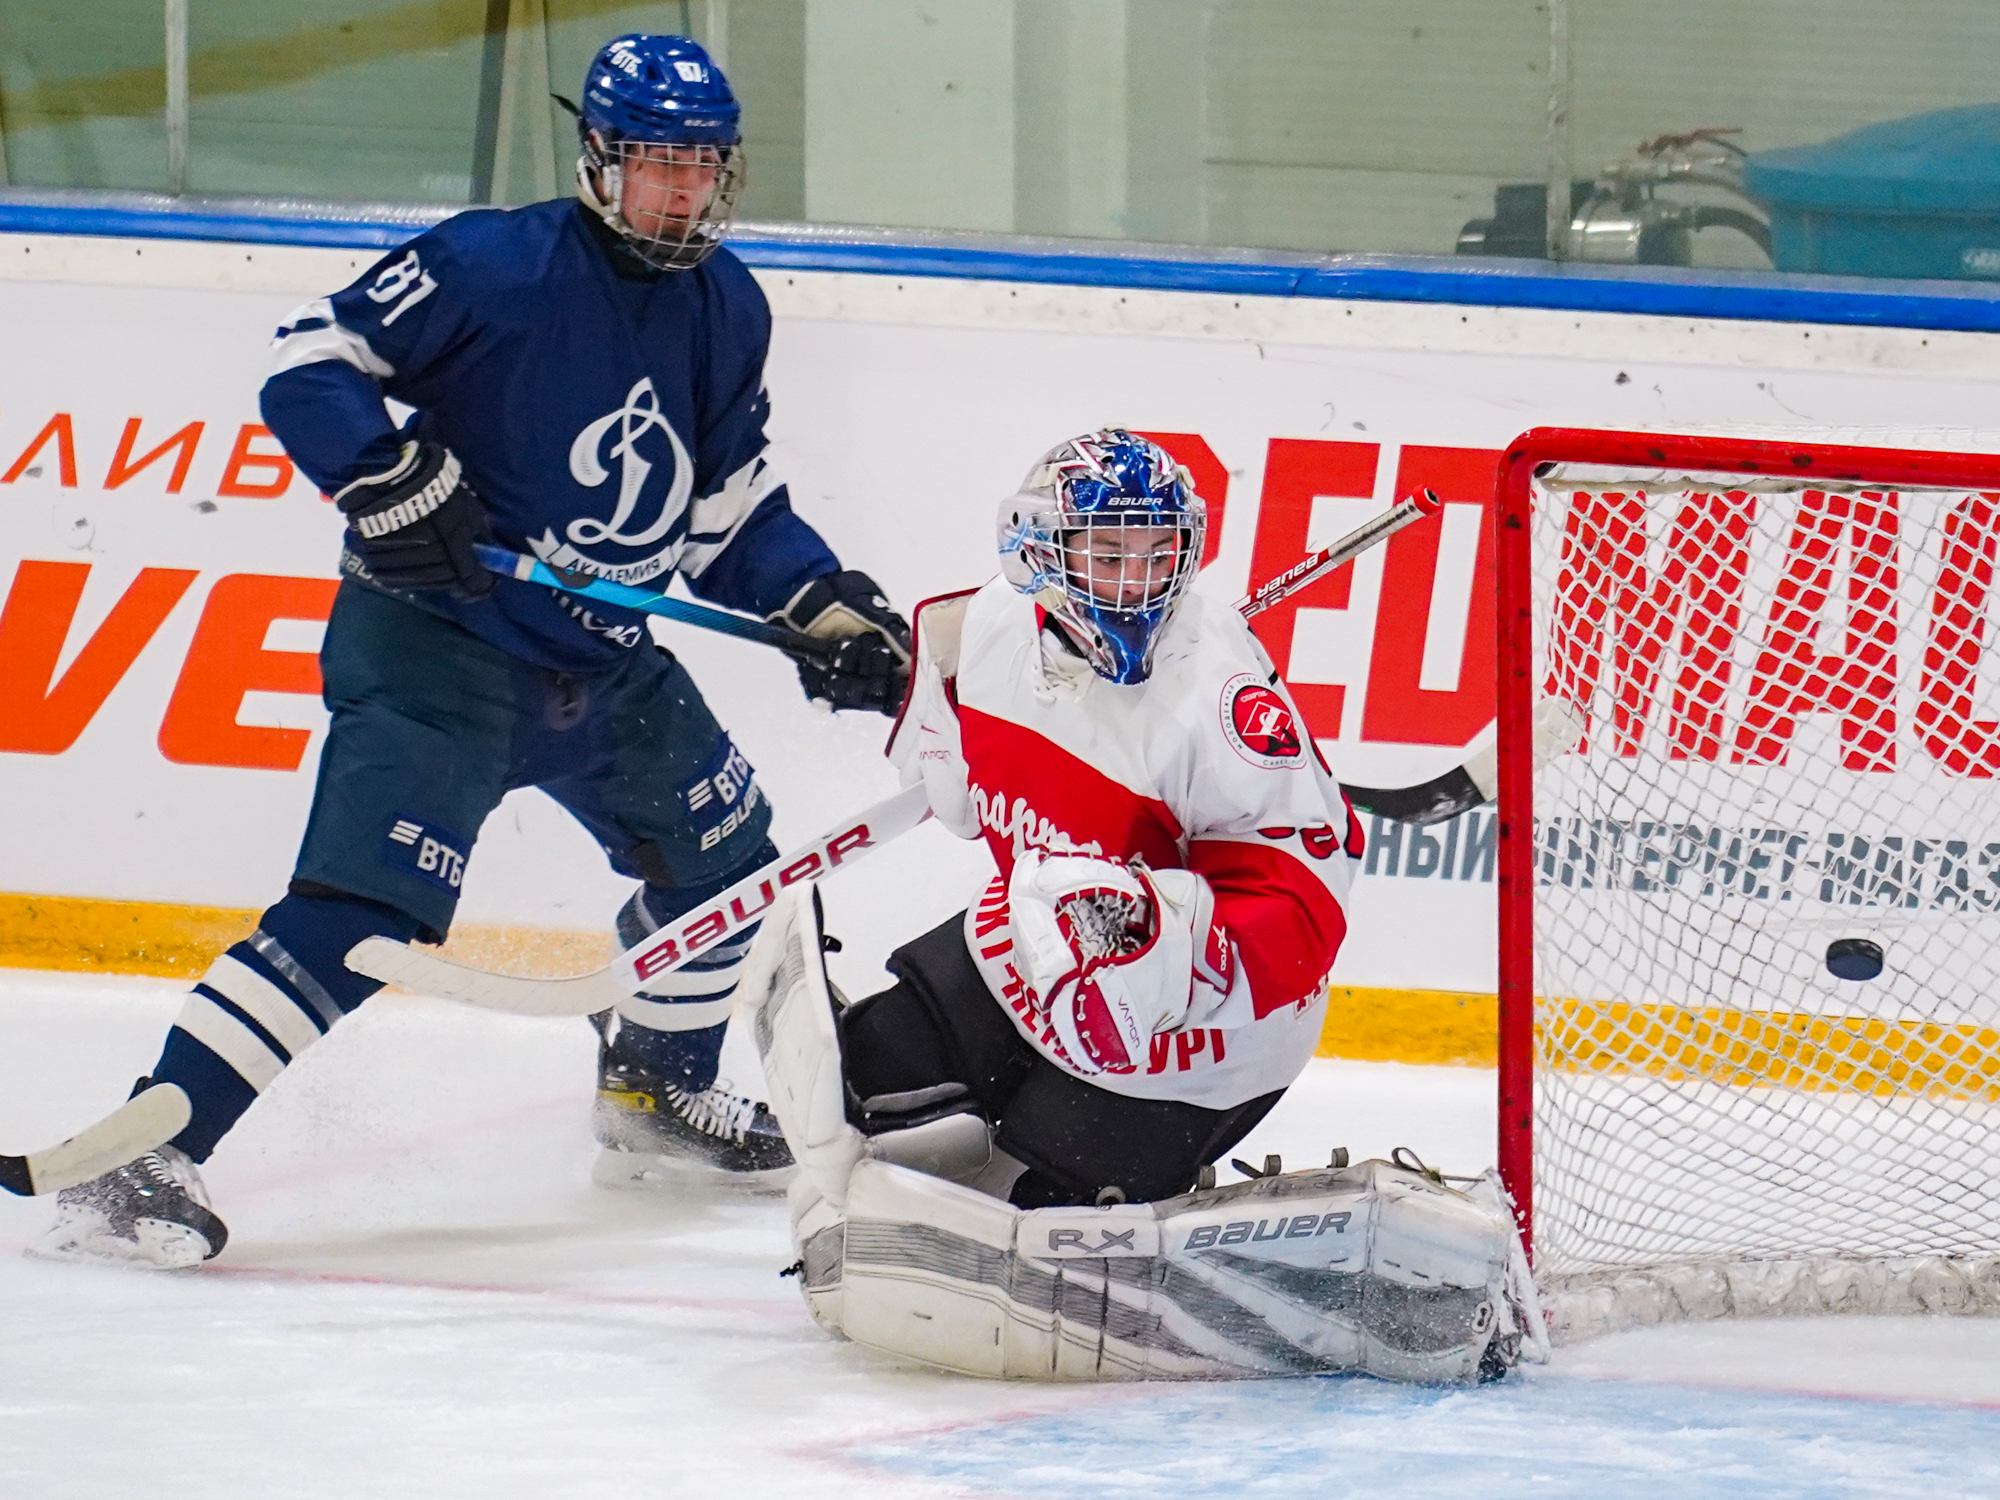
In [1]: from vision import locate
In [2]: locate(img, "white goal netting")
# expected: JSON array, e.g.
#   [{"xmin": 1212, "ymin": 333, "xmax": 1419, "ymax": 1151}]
[{"xmin": 1516, "ymin": 433, "xmax": 2000, "ymax": 1341}]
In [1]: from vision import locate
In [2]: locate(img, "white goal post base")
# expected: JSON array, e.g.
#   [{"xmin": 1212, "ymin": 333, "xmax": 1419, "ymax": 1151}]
[
  {"xmin": 1541, "ymin": 1256, "xmax": 2000, "ymax": 1345},
  {"xmin": 1494, "ymin": 427, "xmax": 2000, "ymax": 1339}
]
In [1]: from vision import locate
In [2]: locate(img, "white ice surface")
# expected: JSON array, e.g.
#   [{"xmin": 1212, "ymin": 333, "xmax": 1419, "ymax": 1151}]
[{"xmin": 1, "ymin": 970, "xmax": 1997, "ymax": 1500}]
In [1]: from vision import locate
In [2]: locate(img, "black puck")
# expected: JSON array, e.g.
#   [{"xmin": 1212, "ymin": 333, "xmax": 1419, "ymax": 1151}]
[{"xmin": 1826, "ymin": 938, "xmax": 1884, "ymax": 981}]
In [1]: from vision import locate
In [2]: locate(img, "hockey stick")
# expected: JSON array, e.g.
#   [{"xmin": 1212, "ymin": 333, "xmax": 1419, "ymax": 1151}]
[
  {"xmin": 1238, "ymin": 487, "xmax": 1443, "ymax": 619},
  {"xmin": 1341, "ymin": 698, "xmax": 1586, "ymax": 826},
  {"xmin": 0, "ymin": 1083, "xmax": 192, "ymax": 1198},
  {"xmin": 473, "ymin": 543, "xmax": 838, "ymax": 667},
  {"xmin": 1233, "ymin": 484, "xmax": 1490, "ymax": 824},
  {"xmin": 1244, "ymin": 488, "xmax": 1584, "ymax": 825},
  {"xmin": 345, "ymin": 784, "xmax": 932, "ymax": 1018},
  {"xmin": 482, "ymin": 486, "xmax": 1444, "ymax": 665}
]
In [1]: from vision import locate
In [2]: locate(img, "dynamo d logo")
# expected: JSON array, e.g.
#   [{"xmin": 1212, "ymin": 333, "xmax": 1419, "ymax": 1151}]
[{"xmin": 548, "ymin": 376, "xmax": 693, "ymax": 585}]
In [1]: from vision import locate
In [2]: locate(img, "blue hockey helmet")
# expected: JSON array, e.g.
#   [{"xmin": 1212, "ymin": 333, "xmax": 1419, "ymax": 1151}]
[
  {"xmin": 997, "ymin": 429, "xmax": 1207, "ymax": 685},
  {"xmin": 575, "ymin": 35, "xmax": 744, "ymax": 271}
]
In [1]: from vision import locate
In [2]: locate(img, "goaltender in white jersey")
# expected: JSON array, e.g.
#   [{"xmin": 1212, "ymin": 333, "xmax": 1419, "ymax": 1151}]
[
  {"xmin": 735, "ymin": 429, "xmax": 1539, "ymax": 1383},
  {"xmin": 899, "ymin": 578, "xmax": 1356, "ymax": 1111}
]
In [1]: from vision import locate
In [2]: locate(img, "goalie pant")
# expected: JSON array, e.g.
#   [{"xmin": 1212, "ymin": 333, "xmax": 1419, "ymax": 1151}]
[
  {"xmin": 790, "ymin": 1157, "xmax": 1532, "ymax": 1383},
  {"xmin": 888, "ymin": 579, "xmax": 1359, "ymax": 1111}
]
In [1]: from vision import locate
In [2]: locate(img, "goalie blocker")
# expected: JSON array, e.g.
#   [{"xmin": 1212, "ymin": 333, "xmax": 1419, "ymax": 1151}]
[{"xmin": 742, "ymin": 885, "xmax": 1544, "ymax": 1383}]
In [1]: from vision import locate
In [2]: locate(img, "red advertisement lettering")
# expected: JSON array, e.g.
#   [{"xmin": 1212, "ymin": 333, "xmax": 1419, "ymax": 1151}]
[
  {"xmin": 1544, "ymin": 485, "xmax": 1757, "ymax": 761},
  {"xmin": 1736, "ymin": 490, "xmax": 1898, "ymax": 772},
  {"xmin": 1360, "ymin": 446, "xmax": 1499, "ymax": 747},
  {"xmin": 3, "ymin": 413, "xmax": 79, "ymax": 487},
  {"xmin": 1245, "ymin": 438, "xmax": 1379, "ymax": 741},
  {"xmin": 157, "ymin": 574, "xmax": 336, "ymax": 771},
  {"xmin": 1917, "ymin": 492, "xmax": 2000, "ymax": 777},
  {"xmin": 0, "ymin": 561, "xmax": 196, "ymax": 754},
  {"xmin": 104, "ymin": 419, "xmax": 205, "ymax": 494},
  {"xmin": 216, "ymin": 424, "xmax": 297, "ymax": 499}
]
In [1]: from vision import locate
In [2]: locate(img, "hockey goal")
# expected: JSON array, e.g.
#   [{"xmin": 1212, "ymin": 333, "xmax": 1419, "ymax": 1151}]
[{"xmin": 1494, "ymin": 427, "xmax": 2000, "ymax": 1342}]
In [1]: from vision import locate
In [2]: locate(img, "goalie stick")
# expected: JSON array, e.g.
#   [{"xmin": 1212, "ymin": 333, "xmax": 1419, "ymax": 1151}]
[
  {"xmin": 1342, "ymin": 697, "xmax": 1585, "ymax": 826},
  {"xmin": 345, "ymin": 784, "xmax": 933, "ymax": 1017},
  {"xmin": 1238, "ymin": 486, "xmax": 1443, "ymax": 619},
  {"xmin": 0, "ymin": 1082, "xmax": 192, "ymax": 1198},
  {"xmin": 348, "ymin": 486, "xmax": 1543, "ymax": 1015}
]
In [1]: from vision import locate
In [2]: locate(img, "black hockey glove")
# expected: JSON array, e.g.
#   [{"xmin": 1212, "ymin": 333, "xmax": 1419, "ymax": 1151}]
[
  {"xmin": 770, "ymin": 570, "xmax": 912, "ymax": 715},
  {"xmin": 334, "ymin": 441, "xmax": 493, "ymax": 601}
]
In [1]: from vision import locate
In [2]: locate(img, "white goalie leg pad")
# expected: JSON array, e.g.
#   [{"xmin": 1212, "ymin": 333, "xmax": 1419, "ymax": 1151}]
[
  {"xmin": 1465, "ymin": 1168, "xmax": 1550, "ymax": 1364},
  {"xmin": 835, "ymin": 1159, "xmax": 1027, "ymax": 1378},
  {"xmin": 789, "ymin": 1174, "xmax": 851, "ymax": 1335},
  {"xmin": 1351, "ymin": 1164, "xmax": 1521, "ymax": 1381},
  {"xmin": 738, "ymin": 884, "xmax": 865, "ymax": 1207},
  {"xmin": 796, "ymin": 1156, "xmax": 1526, "ymax": 1382}
]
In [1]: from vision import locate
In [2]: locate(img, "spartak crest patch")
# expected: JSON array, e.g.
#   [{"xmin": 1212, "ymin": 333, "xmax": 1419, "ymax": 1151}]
[{"xmin": 1220, "ymin": 672, "xmax": 1303, "ymax": 768}]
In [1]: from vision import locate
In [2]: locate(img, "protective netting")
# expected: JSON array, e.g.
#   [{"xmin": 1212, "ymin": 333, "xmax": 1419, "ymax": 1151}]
[{"xmin": 1522, "ymin": 450, "xmax": 2000, "ymax": 1336}]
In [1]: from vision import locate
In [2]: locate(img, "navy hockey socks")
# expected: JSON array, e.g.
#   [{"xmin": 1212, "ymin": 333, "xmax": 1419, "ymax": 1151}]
[
  {"xmin": 152, "ymin": 892, "xmax": 422, "ymax": 1161},
  {"xmin": 603, "ymin": 866, "xmax": 773, "ymax": 1093}
]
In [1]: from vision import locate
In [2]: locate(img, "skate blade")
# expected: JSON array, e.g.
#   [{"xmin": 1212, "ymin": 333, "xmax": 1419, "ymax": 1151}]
[
  {"xmin": 26, "ymin": 1216, "xmax": 212, "ymax": 1272},
  {"xmin": 590, "ymin": 1147, "xmax": 793, "ymax": 1194}
]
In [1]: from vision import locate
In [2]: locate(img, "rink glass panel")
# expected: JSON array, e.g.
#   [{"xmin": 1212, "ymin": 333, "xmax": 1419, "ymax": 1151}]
[
  {"xmin": 1498, "ymin": 430, "xmax": 2000, "ymax": 1280},
  {"xmin": 1, "ymin": 0, "xmax": 1995, "ymax": 268}
]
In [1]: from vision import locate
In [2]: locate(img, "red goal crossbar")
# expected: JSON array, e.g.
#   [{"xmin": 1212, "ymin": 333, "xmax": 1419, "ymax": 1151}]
[{"xmin": 1491, "ymin": 427, "xmax": 2000, "ymax": 1264}]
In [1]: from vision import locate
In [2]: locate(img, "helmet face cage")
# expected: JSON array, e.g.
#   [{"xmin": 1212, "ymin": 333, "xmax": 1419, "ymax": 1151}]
[
  {"xmin": 998, "ymin": 429, "xmax": 1206, "ymax": 685},
  {"xmin": 576, "ymin": 34, "xmax": 744, "ymax": 273},
  {"xmin": 579, "ymin": 135, "xmax": 744, "ymax": 272}
]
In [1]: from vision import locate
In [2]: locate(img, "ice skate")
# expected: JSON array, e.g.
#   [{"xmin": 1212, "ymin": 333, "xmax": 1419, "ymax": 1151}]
[
  {"xmin": 593, "ymin": 1052, "xmax": 794, "ymax": 1185},
  {"xmin": 30, "ymin": 1146, "xmax": 228, "ymax": 1269}
]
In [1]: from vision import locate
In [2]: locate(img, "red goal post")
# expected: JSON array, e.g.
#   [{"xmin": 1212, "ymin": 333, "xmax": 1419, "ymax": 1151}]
[{"xmin": 1493, "ymin": 427, "xmax": 2000, "ymax": 1339}]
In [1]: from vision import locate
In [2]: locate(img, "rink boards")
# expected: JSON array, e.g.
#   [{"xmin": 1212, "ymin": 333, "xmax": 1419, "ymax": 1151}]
[{"xmin": 2, "ymin": 227, "xmax": 1999, "ymax": 1033}]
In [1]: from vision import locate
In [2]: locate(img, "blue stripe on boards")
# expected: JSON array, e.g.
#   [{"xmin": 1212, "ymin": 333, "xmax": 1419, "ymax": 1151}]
[
  {"xmin": 732, "ymin": 234, "xmax": 2000, "ymax": 334},
  {"xmin": 0, "ymin": 202, "xmax": 430, "ymax": 248},
  {"xmin": 5, "ymin": 194, "xmax": 2000, "ymax": 334},
  {"xmin": 839, "ymin": 1373, "xmax": 2000, "ymax": 1500}
]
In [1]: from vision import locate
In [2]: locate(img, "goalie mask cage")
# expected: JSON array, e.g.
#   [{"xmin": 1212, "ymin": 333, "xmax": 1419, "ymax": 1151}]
[{"xmin": 1494, "ymin": 427, "xmax": 2000, "ymax": 1343}]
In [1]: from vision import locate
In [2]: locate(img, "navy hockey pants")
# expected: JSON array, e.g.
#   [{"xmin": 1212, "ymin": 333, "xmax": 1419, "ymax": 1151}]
[{"xmin": 150, "ymin": 581, "xmax": 776, "ymax": 1161}]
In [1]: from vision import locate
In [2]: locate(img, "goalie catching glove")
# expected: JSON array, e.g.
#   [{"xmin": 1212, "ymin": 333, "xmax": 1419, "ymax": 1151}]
[
  {"xmin": 334, "ymin": 440, "xmax": 493, "ymax": 600},
  {"xmin": 1007, "ymin": 851, "xmax": 1235, "ymax": 1075},
  {"xmin": 770, "ymin": 570, "xmax": 912, "ymax": 715}
]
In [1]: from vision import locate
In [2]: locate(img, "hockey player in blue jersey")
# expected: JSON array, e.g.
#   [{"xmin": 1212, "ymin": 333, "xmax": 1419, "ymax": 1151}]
[{"xmin": 36, "ymin": 35, "xmax": 911, "ymax": 1268}]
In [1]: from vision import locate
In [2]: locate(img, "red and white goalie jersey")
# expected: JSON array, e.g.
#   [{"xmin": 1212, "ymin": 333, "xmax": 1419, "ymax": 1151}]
[{"xmin": 887, "ymin": 578, "xmax": 1359, "ymax": 1109}]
